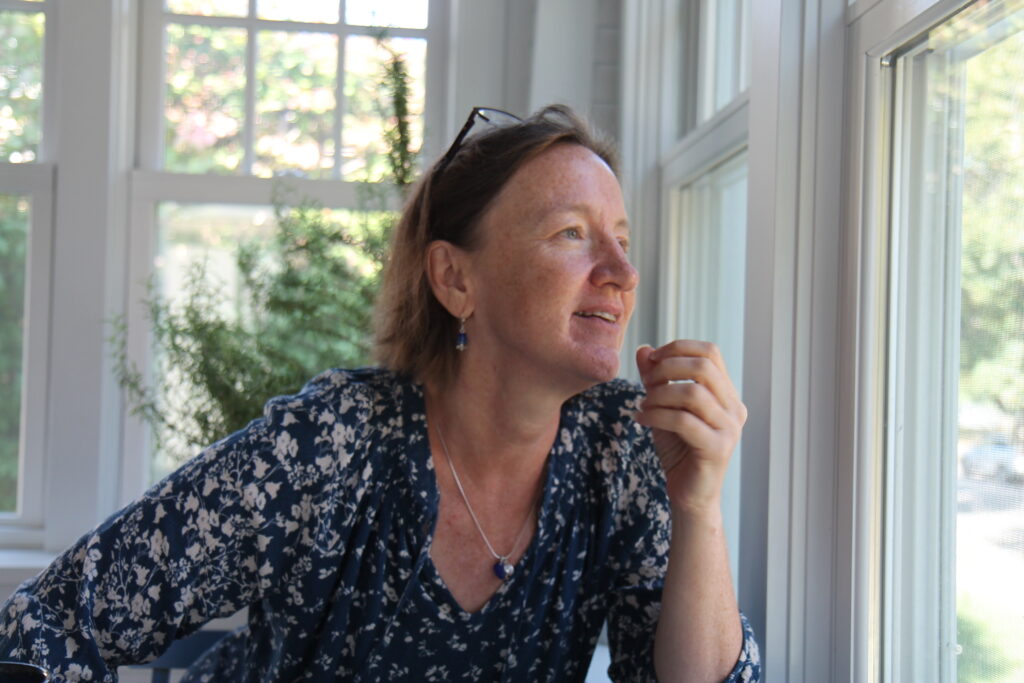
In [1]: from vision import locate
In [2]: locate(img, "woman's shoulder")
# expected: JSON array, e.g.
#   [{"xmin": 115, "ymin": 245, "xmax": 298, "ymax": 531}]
[
  {"xmin": 573, "ymin": 378, "xmax": 646, "ymax": 432},
  {"xmin": 260, "ymin": 366, "xmax": 412, "ymax": 427}
]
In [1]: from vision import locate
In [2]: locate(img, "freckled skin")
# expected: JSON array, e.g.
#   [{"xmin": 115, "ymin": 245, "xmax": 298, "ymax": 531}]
[{"xmin": 464, "ymin": 143, "xmax": 638, "ymax": 398}]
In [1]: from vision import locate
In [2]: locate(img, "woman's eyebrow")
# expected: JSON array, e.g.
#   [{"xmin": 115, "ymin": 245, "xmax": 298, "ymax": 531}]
[{"xmin": 536, "ymin": 203, "xmax": 631, "ymax": 232}]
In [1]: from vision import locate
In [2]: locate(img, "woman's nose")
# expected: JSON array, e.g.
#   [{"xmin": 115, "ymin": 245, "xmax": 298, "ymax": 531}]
[{"xmin": 592, "ymin": 237, "xmax": 639, "ymax": 291}]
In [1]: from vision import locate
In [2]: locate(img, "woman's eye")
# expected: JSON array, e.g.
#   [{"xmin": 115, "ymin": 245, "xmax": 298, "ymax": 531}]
[{"xmin": 562, "ymin": 227, "xmax": 582, "ymax": 239}]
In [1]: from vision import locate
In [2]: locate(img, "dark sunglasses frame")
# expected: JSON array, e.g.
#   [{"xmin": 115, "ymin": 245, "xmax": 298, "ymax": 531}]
[{"xmin": 433, "ymin": 107, "xmax": 522, "ymax": 177}]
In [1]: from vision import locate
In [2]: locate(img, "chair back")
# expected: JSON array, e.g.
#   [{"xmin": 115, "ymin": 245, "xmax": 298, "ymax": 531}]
[{"xmin": 130, "ymin": 630, "xmax": 227, "ymax": 683}]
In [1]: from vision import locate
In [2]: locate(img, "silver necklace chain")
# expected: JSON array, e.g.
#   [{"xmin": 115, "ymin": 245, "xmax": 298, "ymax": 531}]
[{"xmin": 435, "ymin": 420, "xmax": 541, "ymax": 580}]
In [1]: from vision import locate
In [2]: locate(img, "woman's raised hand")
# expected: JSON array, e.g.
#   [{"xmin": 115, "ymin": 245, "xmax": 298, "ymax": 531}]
[{"xmin": 634, "ymin": 341, "xmax": 747, "ymax": 517}]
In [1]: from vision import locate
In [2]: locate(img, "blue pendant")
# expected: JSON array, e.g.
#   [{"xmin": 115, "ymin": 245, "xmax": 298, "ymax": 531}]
[
  {"xmin": 493, "ymin": 560, "xmax": 513, "ymax": 580},
  {"xmin": 456, "ymin": 332, "xmax": 468, "ymax": 351}
]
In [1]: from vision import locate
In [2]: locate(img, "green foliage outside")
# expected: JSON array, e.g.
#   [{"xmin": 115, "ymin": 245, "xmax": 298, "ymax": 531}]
[
  {"xmin": 0, "ymin": 196, "xmax": 27, "ymax": 512},
  {"xmin": 114, "ymin": 39, "xmax": 418, "ymax": 475},
  {"xmin": 958, "ymin": 26, "xmax": 1024, "ymax": 445},
  {"xmin": 163, "ymin": 19, "xmax": 425, "ymax": 180},
  {"xmin": 954, "ymin": 20, "xmax": 1024, "ymax": 683},
  {"xmin": 957, "ymin": 597, "xmax": 1024, "ymax": 683},
  {"xmin": 0, "ymin": 10, "xmax": 43, "ymax": 162}
]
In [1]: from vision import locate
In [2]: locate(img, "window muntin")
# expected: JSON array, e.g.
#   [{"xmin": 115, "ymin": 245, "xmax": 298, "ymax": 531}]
[
  {"xmin": 885, "ymin": 2, "xmax": 1024, "ymax": 680},
  {"xmin": 346, "ymin": 0, "xmax": 429, "ymax": 30},
  {"xmin": 166, "ymin": 0, "xmax": 248, "ymax": 18},
  {"xmin": 156, "ymin": 1, "xmax": 430, "ymax": 178}
]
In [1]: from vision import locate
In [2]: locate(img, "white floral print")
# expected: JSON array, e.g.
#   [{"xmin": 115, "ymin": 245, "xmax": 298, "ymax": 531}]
[{"xmin": 0, "ymin": 368, "xmax": 760, "ymax": 682}]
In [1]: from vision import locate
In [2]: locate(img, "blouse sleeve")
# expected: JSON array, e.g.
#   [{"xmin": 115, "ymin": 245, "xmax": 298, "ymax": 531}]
[
  {"xmin": 604, "ymin": 423, "xmax": 761, "ymax": 682},
  {"xmin": 0, "ymin": 386, "xmax": 346, "ymax": 682}
]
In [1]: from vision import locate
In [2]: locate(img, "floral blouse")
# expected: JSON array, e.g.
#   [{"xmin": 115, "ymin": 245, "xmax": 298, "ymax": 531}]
[{"xmin": 0, "ymin": 368, "xmax": 760, "ymax": 682}]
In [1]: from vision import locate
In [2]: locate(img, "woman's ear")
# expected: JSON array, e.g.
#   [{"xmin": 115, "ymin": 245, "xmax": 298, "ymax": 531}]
[{"xmin": 425, "ymin": 240, "xmax": 474, "ymax": 317}]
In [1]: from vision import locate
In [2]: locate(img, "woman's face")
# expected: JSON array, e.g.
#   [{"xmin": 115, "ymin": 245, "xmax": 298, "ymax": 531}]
[{"xmin": 464, "ymin": 143, "xmax": 637, "ymax": 392}]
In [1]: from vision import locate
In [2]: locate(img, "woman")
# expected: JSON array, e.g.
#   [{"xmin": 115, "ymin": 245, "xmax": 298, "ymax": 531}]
[{"xmin": 0, "ymin": 106, "xmax": 759, "ymax": 682}]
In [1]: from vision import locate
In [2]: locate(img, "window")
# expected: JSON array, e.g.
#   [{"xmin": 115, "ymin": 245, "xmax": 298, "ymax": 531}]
[
  {"xmin": 884, "ymin": 2, "xmax": 1024, "ymax": 680},
  {"xmin": 123, "ymin": 0, "xmax": 445, "ymax": 494},
  {"xmin": 624, "ymin": 0, "xmax": 751, "ymax": 592},
  {"xmin": 0, "ymin": 0, "xmax": 52, "ymax": 535},
  {"xmin": 671, "ymin": 0, "xmax": 751, "ymax": 140},
  {"xmin": 146, "ymin": 0, "xmax": 430, "ymax": 180},
  {"xmin": 661, "ymin": 151, "xmax": 748, "ymax": 576}
]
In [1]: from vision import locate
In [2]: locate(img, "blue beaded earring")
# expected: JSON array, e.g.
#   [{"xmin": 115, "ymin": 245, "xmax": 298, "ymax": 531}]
[{"xmin": 455, "ymin": 317, "xmax": 468, "ymax": 351}]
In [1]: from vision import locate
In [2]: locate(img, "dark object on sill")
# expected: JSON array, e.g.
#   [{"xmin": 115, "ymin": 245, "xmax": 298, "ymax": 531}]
[{"xmin": 0, "ymin": 661, "xmax": 49, "ymax": 681}]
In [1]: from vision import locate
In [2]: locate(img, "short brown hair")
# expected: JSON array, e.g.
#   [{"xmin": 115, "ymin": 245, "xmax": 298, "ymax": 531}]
[{"xmin": 373, "ymin": 104, "xmax": 619, "ymax": 387}]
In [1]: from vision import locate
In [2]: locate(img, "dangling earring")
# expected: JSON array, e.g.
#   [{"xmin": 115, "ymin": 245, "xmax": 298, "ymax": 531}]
[{"xmin": 456, "ymin": 317, "xmax": 468, "ymax": 351}]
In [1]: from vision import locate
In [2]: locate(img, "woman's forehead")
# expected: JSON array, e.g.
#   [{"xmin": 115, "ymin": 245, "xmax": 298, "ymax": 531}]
[{"xmin": 494, "ymin": 145, "xmax": 623, "ymax": 215}]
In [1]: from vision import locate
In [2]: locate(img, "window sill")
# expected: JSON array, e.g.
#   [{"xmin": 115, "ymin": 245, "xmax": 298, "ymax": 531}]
[{"xmin": 0, "ymin": 549, "xmax": 56, "ymax": 588}]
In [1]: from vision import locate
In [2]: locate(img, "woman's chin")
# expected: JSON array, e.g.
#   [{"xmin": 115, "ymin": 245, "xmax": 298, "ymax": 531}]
[{"xmin": 566, "ymin": 348, "xmax": 621, "ymax": 387}]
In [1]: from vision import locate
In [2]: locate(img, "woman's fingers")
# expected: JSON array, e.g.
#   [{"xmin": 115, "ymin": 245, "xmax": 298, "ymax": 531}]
[
  {"xmin": 634, "ymin": 406, "xmax": 720, "ymax": 455},
  {"xmin": 642, "ymin": 360, "xmax": 743, "ymax": 420},
  {"xmin": 640, "ymin": 381, "xmax": 732, "ymax": 431}
]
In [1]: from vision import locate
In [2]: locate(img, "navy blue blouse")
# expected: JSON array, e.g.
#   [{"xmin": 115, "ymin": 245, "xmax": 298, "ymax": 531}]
[{"xmin": 0, "ymin": 368, "xmax": 760, "ymax": 682}]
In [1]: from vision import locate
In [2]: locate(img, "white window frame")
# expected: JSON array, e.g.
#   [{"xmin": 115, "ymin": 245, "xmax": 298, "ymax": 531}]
[
  {"xmin": 120, "ymin": 0, "xmax": 451, "ymax": 504},
  {"xmin": 0, "ymin": 0, "xmax": 56, "ymax": 545},
  {"xmin": 0, "ymin": 0, "xmax": 530, "ymax": 570},
  {"xmin": 0, "ymin": 163, "xmax": 54, "ymax": 545},
  {"xmin": 622, "ymin": 0, "xmax": 752, "ymax": 620},
  {"xmin": 625, "ymin": 0, "xmax": 859, "ymax": 679},
  {"xmin": 846, "ymin": 1, "xmax": 1024, "ymax": 681}
]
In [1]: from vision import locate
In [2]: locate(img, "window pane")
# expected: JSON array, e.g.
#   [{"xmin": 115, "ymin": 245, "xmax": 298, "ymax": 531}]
[
  {"xmin": 255, "ymin": 31, "xmax": 337, "ymax": 178},
  {"xmin": 152, "ymin": 202, "xmax": 387, "ymax": 481},
  {"xmin": 0, "ymin": 11, "xmax": 44, "ymax": 163},
  {"xmin": 164, "ymin": 23, "xmax": 247, "ymax": 174},
  {"xmin": 342, "ymin": 36, "xmax": 425, "ymax": 181},
  {"xmin": 257, "ymin": 0, "xmax": 339, "ymax": 24},
  {"xmin": 671, "ymin": 152, "xmax": 747, "ymax": 582},
  {"xmin": 956, "ymin": 20, "xmax": 1024, "ymax": 683},
  {"xmin": 696, "ymin": 0, "xmax": 750, "ymax": 124},
  {"xmin": 165, "ymin": 0, "xmax": 248, "ymax": 17},
  {"xmin": 153, "ymin": 203, "xmax": 276, "ymax": 480},
  {"xmin": 0, "ymin": 195, "xmax": 29, "ymax": 513},
  {"xmin": 346, "ymin": 0, "xmax": 429, "ymax": 29},
  {"xmin": 888, "ymin": 3, "xmax": 1024, "ymax": 680}
]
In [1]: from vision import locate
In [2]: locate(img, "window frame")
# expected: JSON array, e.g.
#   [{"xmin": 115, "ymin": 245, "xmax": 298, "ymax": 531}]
[
  {"xmin": 121, "ymin": 0, "xmax": 450, "ymax": 504},
  {"xmin": 841, "ymin": 1, "xmax": 1010, "ymax": 681},
  {"xmin": 0, "ymin": 163, "xmax": 54, "ymax": 543},
  {"xmin": 623, "ymin": 0, "xmax": 752, "ymax": 617},
  {"xmin": 0, "ymin": 0, "xmax": 55, "ymax": 542}
]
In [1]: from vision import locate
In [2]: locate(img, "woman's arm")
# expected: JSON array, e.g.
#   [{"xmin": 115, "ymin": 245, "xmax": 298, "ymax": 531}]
[
  {"xmin": 0, "ymin": 388, "xmax": 333, "ymax": 681},
  {"xmin": 635, "ymin": 341, "xmax": 759, "ymax": 682}
]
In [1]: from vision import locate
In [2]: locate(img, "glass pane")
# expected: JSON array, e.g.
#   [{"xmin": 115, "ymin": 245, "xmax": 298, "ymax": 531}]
[
  {"xmin": 166, "ymin": 0, "xmax": 247, "ymax": 17},
  {"xmin": 0, "ymin": 11, "xmax": 44, "ymax": 163},
  {"xmin": 673, "ymin": 152, "xmax": 747, "ymax": 586},
  {"xmin": 347, "ymin": 0, "xmax": 429, "ymax": 29},
  {"xmin": 342, "ymin": 36, "xmax": 426, "ymax": 181},
  {"xmin": 153, "ymin": 203, "xmax": 276, "ymax": 480},
  {"xmin": 888, "ymin": 3, "xmax": 1024, "ymax": 680},
  {"xmin": 257, "ymin": 0, "xmax": 339, "ymax": 24},
  {"xmin": 0, "ymin": 195, "xmax": 29, "ymax": 513},
  {"xmin": 151, "ymin": 202, "xmax": 388, "ymax": 481},
  {"xmin": 696, "ymin": 0, "xmax": 750, "ymax": 124},
  {"xmin": 254, "ymin": 31, "xmax": 337, "ymax": 178},
  {"xmin": 956, "ymin": 20, "xmax": 1024, "ymax": 683},
  {"xmin": 164, "ymin": 23, "xmax": 247, "ymax": 174}
]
